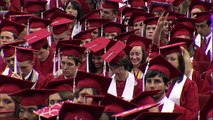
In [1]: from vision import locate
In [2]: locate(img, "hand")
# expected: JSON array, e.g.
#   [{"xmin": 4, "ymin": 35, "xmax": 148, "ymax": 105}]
[
  {"xmin": 157, "ymin": 12, "xmax": 169, "ymax": 28},
  {"xmin": 11, "ymin": 73, "xmax": 22, "ymax": 80}
]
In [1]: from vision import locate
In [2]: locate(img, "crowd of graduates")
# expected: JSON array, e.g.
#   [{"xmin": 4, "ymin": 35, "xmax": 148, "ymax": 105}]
[{"xmin": 0, "ymin": 0, "xmax": 212, "ymax": 120}]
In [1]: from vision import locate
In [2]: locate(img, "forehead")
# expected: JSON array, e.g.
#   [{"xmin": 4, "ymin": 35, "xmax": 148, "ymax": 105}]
[
  {"xmin": 18, "ymin": 61, "xmax": 31, "ymax": 66},
  {"xmin": 4, "ymin": 55, "xmax": 15, "ymax": 60},
  {"xmin": 61, "ymin": 56, "xmax": 75, "ymax": 61},
  {"xmin": 101, "ymin": 8, "xmax": 114, "ymax": 13},
  {"xmin": 79, "ymin": 88, "xmax": 94, "ymax": 94},
  {"xmin": 0, "ymin": 31, "xmax": 14, "ymax": 36},
  {"xmin": 146, "ymin": 24, "xmax": 157, "ymax": 28}
]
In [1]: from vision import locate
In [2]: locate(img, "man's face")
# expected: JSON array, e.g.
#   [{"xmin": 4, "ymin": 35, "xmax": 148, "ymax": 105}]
[
  {"xmin": 19, "ymin": 105, "xmax": 38, "ymax": 120},
  {"xmin": 109, "ymin": 65, "xmax": 126, "ymax": 79},
  {"xmin": 133, "ymin": 21, "xmax": 144, "ymax": 36},
  {"xmin": 61, "ymin": 56, "xmax": 79, "ymax": 78},
  {"xmin": 53, "ymin": 31, "xmax": 71, "ymax": 45},
  {"xmin": 33, "ymin": 47, "xmax": 49, "ymax": 62},
  {"xmin": 4, "ymin": 55, "xmax": 15, "ymax": 71},
  {"xmin": 100, "ymin": 8, "xmax": 116, "ymax": 21},
  {"xmin": 145, "ymin": 24, "xmax": 157, "ymax": 39},
  {"xmin": 0, "ymin": 31, "xmax": 15, "ymax": 46},
  {"xmin": 17, "ymin": 60, "xmax": 33, "ymax": 78},
  {"xmin": 145, "ymin": 74, "xmax": 167, "ymax": 100},
  {"xmin": 196, "ymin": 21, "xmax": 211, "ymax": 37}
]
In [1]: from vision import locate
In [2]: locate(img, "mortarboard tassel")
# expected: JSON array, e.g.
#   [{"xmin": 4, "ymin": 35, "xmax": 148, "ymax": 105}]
[
  {"xmin": 57, "ymin": 48, "xmax": 61, "ymax": 74},
  {"xmin": 53, "ymin": 51, "xmax": 56, "ymax": 77},
  {"xmin": 86, "ymin": 50, "xmax": 90, "ymax": 73}
]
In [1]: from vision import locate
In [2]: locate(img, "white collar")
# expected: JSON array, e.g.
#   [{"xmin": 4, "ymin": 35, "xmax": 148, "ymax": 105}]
[{"xmin": 24, "ymin": 70, "xmax": 33, "ymax": 80}]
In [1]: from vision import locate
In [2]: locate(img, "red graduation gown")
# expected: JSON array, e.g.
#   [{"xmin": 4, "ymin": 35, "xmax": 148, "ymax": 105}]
[
  {"xmin": 200, "ymin": 69, "xmax": 212, "ymax": 95},
  {"xmin": 34, "ymin": 50, "xmax": 54, "ymax": 76},
  {"xmin": 0, "ymin": 56, "xmax": 6, "ymax": 73},
  {"xmin": 116, "ymin": 78, "xmax": 142, "ymax": 98},
  {"xmin": 166, "ymin": 78, "xmax": 199, "ymax": 120}
]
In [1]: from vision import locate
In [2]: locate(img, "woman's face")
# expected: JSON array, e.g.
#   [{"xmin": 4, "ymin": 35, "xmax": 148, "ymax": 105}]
[
  {"xmin": 165, "ymin": 52, "xmax": 179, "ymax": 69},
  {"xmin": 49, "ymin": 93, "xmax": 62, "ymax": 106},
  {"xmin": 92, "ymin": 55, "xmax": 104, "ymax": 69},
  {"xmin": 65, "ymin": 2, "xmax": 78, "ymax": 18},
  {"xmin": 0, "ymin": 94, "xmax": 16, "ymax": 118},
  {"xmin": 73, "ymin": 88, "xmax": 94, "ymax": 105},
  {"xmin": 129, "ymin": 46, "xmax": 143, "ymax": 67}
]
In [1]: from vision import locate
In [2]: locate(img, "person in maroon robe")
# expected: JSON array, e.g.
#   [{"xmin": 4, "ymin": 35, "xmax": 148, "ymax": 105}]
[
  {"xmin": 102, "ymin": 41, "xmax": 142, "ymax": 101},
  {"xmin": 52, "ymin": 44, "xmax": 85, "ymax": 80},
  {"xmin": 16, "ymin": 47, "xmax": 47, "ymax": 89},
  {"xmin": 25, "ymin": 29, "xmax": 54, "ymax": 77},
  {"xmin": 194, "ymin": 12, "xmax": 212, "ymax": 62},
  {"xmin": 160, "ymin": 42, "xmax": 199, "ymax": 120}
]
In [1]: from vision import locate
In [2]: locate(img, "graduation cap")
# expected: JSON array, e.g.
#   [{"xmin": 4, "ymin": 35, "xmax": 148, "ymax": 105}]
[
  {"xmin": 100, "ymin": 93, "xmax": 137, "ymax": 113},
  {"xmin": 102, "ymin": 41, "xmax": 131, "ymax": 64},
  {"xmin": 25, "ymin": 29, "xmax": 51, "ymax": 50},
  {"xmin": 50, "ymin": 10, "xmax": 75, "ymax": 21},
  {"xmin": 43, "ymin": 7, "xmax": 66, "ymax": 20},
  {"xmin": 9, "ymin": 89, "xmax": 56, "ymax": 106},
  {"xmin": 122, "ymin": 7, "xmax": 146, "ymax": 18},
  {"xmin": 0, "ymin": 75, "xmax": 34, "ymax": 93},
  {"xmin": 140, "ymin": 55, "xmax": 182, "ymax": 79},
  {"xmin": 103, "ymin": 21, "xmax": 126, "ymax": 33},
  {"xmin": 168, "ymin": 37, "xmax": 193, "ymax": 50},
  {"xmin": 101, "ymin": 0, "xmax": 120, "ymax": 10},
  {"xmin": 130, "ymin": 90, "xmax": 160, "ymax": 106},
  {"xmin": 164, "ymin": 11, "xmax": 185, "ymax": 20},
  {"xmin": 126, "ymin": 34, "xmax": 152, "ymax": 50},
  {"xmin": 134, "ymin": 112, "xmax": 182, "ymax": 120},
  {"xmin": 29, "ymin": 17, "xmax": 52, "ymax": 29},
  {"xmin": 59, "ymin": 102, "xmax": 105, "ymax": 120},
  {"xmin": 194, "ymin": 11, "xmax": 211, "ymax": 23},
  {"xmin": 23, "ymin": 0, "xmax": 47, "ymax": 13},
  {"xmin": 16, "ymin": 47, "xmax": 38, "ymax": 62},
  {"xmin": 172, "ymin": 0, "xmax": 185, "ymax": 7},
  {"xmin": 0, "ymin": 19, "xmax": 25, "ymax": 35},
  {"xmin": 170, "ymin": 23, "xmax": 195, "ymax": 38},
  {"xmin": 114, "ymin": 29, "xmax": 138, "ymax": 42},
  {"xmin": 55, "ymin": 39, "xmax": 81, "ymax": 51},
  {"xmin": 144, "ymin": 17, "xmax": 159, "ymax": 25},
  {"xmin": 160, "ymin": 42, "xmax": 186, "ymax": 57},
  {"xmin": 129, "ymin": 0, "xmax": 146, "ymax": 8},
  {"xmin": 149, "ymin": 1, "xmax": 172, "ymax": 13},
  {"xmin": 83, "ymin": 37, "xmax": 110, "ymax": 53},
  {"xmin": 177, "ymin": 17, "xmax": 198, "ymax": 29},
  {"xmin": 75, "ymin": 71, "xmax": 112, "ymax": 95},
  {"xmin": 112, "ymin": 103, "xmax": 159, "ymax": 118},
  {"xmin": 189, "ymin": 0, "xmax": 213, "ymax": 12},
  {"xmin": 34, "ymin": 100, "xmax": 72, "ymax": 119},
  {"xmin": 45, "ymin": 78, "xmax": 73, "ymax": 92},
  {"xmin": 79, "ymin": 9, "xmax": 101, "ymax": 24},
  {"xmin": 87, "ymin": 18, "xmax": 110, "ymax": 29},
  {"xmin": 84, "ymin": 95, "xmax": 104, "ymax": 105},
  {"xmin": 51, "ymin": 18, "xmax": 74, "ymax": 35},
  {"xmin": 1, "ymin": 40, "xmax": 26, "ymax": 58},
  {"xmin": 73, "ymin": 28, "xmax": 95, "ymax": 40},
  {"xmin": 128, "ymin": 11, "xmax": 154, "ymax": 26},
  {"xmin": 5, "ymin": 11, "xmax": 35, "ymax": 25},
  {"xmin": 60, "ymin": 44, "xmax": 85, "ymax": 58}
]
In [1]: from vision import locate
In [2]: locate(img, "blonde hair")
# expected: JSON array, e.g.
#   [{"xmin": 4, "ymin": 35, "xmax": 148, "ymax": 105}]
[{"xmin": 180, "ymin": 46, "xmax": 193, "ymax": 77}]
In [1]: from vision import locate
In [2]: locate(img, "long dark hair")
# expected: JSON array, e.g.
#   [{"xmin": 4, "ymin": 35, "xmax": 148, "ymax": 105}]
[{"xmin": 64, "ymin": 0, "xmax": 84, "ymax": 20}]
